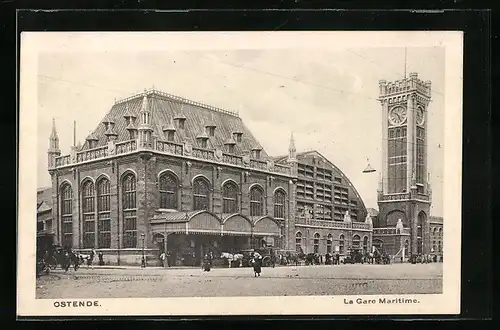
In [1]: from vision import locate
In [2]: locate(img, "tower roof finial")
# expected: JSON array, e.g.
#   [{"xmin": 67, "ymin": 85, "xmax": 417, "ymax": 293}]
[
  {"xmin": 289, "ymin": 132, "xmax": 296, "ymax": 152},
  {"xmin": 50, "ymin": 117, "xmax": 58, "ymax": 139}
]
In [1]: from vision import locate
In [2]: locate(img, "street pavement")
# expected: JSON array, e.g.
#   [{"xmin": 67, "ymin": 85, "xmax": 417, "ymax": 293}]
[{"xmin": 36, "ymin": 263, "xmax": 443, "ymax": 299}]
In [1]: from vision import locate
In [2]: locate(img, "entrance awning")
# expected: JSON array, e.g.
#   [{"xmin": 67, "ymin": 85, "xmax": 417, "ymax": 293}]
[{"xmin": 150, "ymin": 211, "xmax": 281, "ymax": 237}]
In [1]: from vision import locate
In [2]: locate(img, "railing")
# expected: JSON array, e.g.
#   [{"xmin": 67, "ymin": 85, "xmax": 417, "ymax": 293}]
[
  {"xmin": 223, "ymin": 153, "xmax": 243, "ymax": 166},
  {"xmin": 156, "ymin": 140, "xmax": 183, "ymax": 155},
  {"xmin": 54, "ymin": 136, "xmax": 292, "ymax": 176},
  {"xmin": 76, "ymin": 146, "xmax": 108, "ymax": 163},
  {"xmin": 115, "ymin": 88, "xmax": 239, "ymax": 117},
  {"xmin": 373, "ymin": 227, "xmax": 411, "ymax": 235},
  {"xmin": 250, "ymin": 159, "xmax": 267, "ymax": 171},
  {"xmin": 116, "ymin": 140, "xmax": 137, "ymax": 155},
  {"xmin": 378, "ymin": 193, "xmax": 410, "ymax": 201},
  {"xmin": 192, "ymin": 147, "xmax": 215, "ymax": 161},
  {"xmin": 55, "ymin": 155, "xmax": 71, "ymax": 167},
  {"xmin": 296, "ymin": 218, "xmax": 371, "ymax": 230}
]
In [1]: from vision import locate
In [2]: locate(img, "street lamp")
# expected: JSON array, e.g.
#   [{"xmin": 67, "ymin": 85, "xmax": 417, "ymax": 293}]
[
  {"xmin": 116, "ymin": 236, "xmax": 120, "ymax": 266},
  {"xmin": 141, "ymin": 233, "xmax": 146, "ymax": 268}
]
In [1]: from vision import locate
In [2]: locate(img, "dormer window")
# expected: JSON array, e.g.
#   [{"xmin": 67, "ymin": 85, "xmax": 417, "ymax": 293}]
[
  {"xmin": 224, "ymin": 137, "xmax": 236, "ymax": 154},
  {"xmin": 174, "ymin": 112, "xmax": 186, "ymax": 130},
  {"xmin": 233, "ymin": 131, "xmax": 243, "ymax": 143},
  {"xmin": 197, "ymin": 131, "xmax": 209, "ymax": 149},
  {"xmin": 207, "ymin": 126, "xmax": 216, "ymax": 137},
  {"xmin": 253, "ymin": 149, "xmax": 261, "ymax": 159},
  {"xmin": 162, "ymin": 118, "xmax": 176, "ymax": 142},
  {"xmin": 205, "ymin": 117, "xmax": 217, "ymax": 137}
]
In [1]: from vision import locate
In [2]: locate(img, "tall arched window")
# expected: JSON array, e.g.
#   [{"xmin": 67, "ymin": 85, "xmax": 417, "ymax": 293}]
[
  {"xmin": 295, "ymin": 231, "xmax": 302, "ymax": 253},
  {"xmin": 122, "ymin": 173, "xmax": 137, "ymax": 248},
  {"xmin": 97, "ymin": 178, "xmax": 111, "ymax": 248},
  {"xmin": 81, "ymin": 180, "xmax": 95, "ymax": 248},
  {"xmin": 60, "ymin": 183, "xmax": 73, "ymax": 248},
  {"xmin": 352, "ymin": 235, "xmax": 361, "ymax": 249},
  {"xmin": 313, "ymin": 233, "xmax": 320, "ymax": 253},
  {"xmin": 222, "ymin": 181, "xmax": 238, "ymax": 214},
  {"xmin": 159, "ymin": 172, "xmax": 178, "ymax": 209},
  {"xmin": 432, "ymin": 241, "xmax": 436, "ymax": 253},
  {"xmin": 417, "ymin": 211, "xmax": 426, "ymax": 254},
  {"xmin": 193, "ymin": 177, "xmax": 210, "ymax": 211},
  {"xmin": 339, "ymin": 234, "xmax": 345, "ymax": 254},
  {"xmin": 250, "ymin": 185, "xmax": 264, "ymax": 216},
  {"xmin": 363, "ymin": 236, "xmax": 369, "ymax": 254},
  {"xmin": 273, "ymin": 189, "xmax": 286, "ymax": 219},
  {"xmin": 326, "ymin": 234, "xmax": 333, "ymax": 253}
]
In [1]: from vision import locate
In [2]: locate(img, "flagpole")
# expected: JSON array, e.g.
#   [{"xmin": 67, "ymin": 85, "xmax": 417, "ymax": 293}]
[{"xmin": 404, "ymin": 47, "xmax": 407, "ymax": 79}]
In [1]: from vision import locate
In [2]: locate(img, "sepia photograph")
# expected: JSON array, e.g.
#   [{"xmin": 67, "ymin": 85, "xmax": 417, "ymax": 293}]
[{"xmin": 18, "ymin": 31, "xmax": 463, "ymax": 316}]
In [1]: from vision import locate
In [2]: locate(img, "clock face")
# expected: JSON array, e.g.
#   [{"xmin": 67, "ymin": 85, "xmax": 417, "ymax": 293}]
[
  {"xmin": 416, "ymin": 106, "xmax": 425, "ymax": 126},
  {"xmin": 388, "ymin": 106, "xmax": 407, "ymax": 126}
]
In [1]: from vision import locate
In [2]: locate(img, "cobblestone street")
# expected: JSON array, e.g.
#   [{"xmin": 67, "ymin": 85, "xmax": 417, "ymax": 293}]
[{"xmin": 36, "ymin": 263, "xmax": 443, "ymax": 299}]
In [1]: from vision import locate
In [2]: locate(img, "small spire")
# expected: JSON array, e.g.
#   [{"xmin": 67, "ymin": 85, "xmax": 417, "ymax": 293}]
[
  {"xmin": 50, "ymin": 117, "xmax": 58, "ymax": 139},
  {"xmin": 288, "ymin": 132, "xmax": 296, "ymax": 160}
]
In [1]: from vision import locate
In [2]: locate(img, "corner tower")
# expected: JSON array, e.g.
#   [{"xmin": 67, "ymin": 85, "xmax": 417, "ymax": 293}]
[
  {"xmin": 47, "ymin": 118, "xmax": 61, "ymax": 169},
  {"xmin": 377, "ymin": 72, "xmax": 432, "ymax": 255}
]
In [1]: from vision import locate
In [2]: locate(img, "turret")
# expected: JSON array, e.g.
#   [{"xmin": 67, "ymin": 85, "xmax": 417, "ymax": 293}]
[
  {"xmin": 47, "ymin": 118, "xmax": 61, "ymax": 169},
  {"xmin": 137, "ymin": 90, "xmax": 153, "ymax": 148},
  {"xmin": 288, "ymin": 132, "xmax": 296, "ymax": 161}
]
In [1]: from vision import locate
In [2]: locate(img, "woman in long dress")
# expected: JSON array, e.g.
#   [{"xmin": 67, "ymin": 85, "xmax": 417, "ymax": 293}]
[{"xmin": 252, "ymin": 253, "xmax": 262, "ymax": 277}]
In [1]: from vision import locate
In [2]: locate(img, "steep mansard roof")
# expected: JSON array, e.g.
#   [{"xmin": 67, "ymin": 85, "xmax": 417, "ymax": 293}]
[{"xmin": 81, "ymin": 91, "xmax": 268, "ymax": 158}]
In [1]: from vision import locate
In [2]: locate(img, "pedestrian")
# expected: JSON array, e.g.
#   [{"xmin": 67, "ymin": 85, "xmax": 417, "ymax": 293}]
[
  {"xmin": 202, "ymin": 254, "xmax": 212, "ymax": 272},
  {"xmin": 252, "ymin": 253, "xmax": 262, "ymax": 277},
  {"xmin": 160, "ymin": 251, "xmax": 166, "ymax": 267},
  {"xmin": 98, "ymin": 252, "xmax": 104, "ymax": 266}
]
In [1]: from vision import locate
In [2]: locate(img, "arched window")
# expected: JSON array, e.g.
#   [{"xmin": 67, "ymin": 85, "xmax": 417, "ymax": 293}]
[
  {"xmin": 97, "ymin": 178, "xmax": 111, "ymax": 248},
  {"xmin": 250, "ymin": 185, "xmax": 264, "ymax": 216},
  {"xmin": 159, "ymin": 172, "xmax": 178, "ymax": 209},
  {"xmin": 352, "ymin": 235, "xmax": 361, "ymax": 249},
  {"xmin": 122, "ymin": 173, "xmax": 137, "ymax": 248},
  {"xmin": 339, "ymin": 234, "xmax": 345, "ymax": 254},
  {"xmin": 60, "ymin": 183, "xmax": 73, "ymax": 248},
  {"xmin": 432, "ymin": 241, "xmax": 436, "ymax": 253},
  {"xmin": 193, "ymin": 177, "xmax": 210, "ymax": 211},
  {"xmin": 417, "ymin": 211, "xmax": 426, "ymax": 254},
  {"xmin": 295, "ymin": 232, "xmax": 302, "ymax": 253},
  {"xmin": 273, "ymin": 189, "xmax": 286, "ymax": 219},
  {"xmin": 222, "ymin": 181, "xmax": 238, "ymax": 214},
  {"xmin": 81, "ymin": 180, "xmax": 95, "ymax": 248},
  {"xmin": 363, "ymin": 236, "xmax": 369, "ymax": 254},
  {"xmin": 313, "ymin": 233, "xmax": 320, "ymax": 253},
  {"xmin": 438, "ymin": 241, "xmax": 442, "ymax": 253},
  {"xmin": 326, "ymin": 234, "xmax": 333, "ymax": 253}
]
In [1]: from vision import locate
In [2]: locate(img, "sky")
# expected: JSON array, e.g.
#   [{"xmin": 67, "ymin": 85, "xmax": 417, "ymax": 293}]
[{"xmin": 35, "ymin": 36, "xmax": 444, "ymax": 216}]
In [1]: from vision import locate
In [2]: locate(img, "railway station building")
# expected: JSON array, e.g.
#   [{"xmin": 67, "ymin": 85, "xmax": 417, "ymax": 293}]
[{"xmin": 44, "ymin": 88, "xmax": 372, "ymax": 266}]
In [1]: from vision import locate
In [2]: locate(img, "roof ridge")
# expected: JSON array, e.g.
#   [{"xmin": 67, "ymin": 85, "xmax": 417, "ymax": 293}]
[{"xmin": 114, "ymin": 88, "xmax": 240, "ymax": 118}]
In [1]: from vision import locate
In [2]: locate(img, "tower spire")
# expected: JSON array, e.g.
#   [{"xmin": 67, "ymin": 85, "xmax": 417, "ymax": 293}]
[
  {"xmin": 50, "ymin": 117, "xmax": 58, "ymax": 139},
  {"xmin": 288, "ymin": 132, "xmax": 296, "ymax": 160},
  {"xmin": 48, "ymin": 117, "xmax": 61, "ymax": 169}
]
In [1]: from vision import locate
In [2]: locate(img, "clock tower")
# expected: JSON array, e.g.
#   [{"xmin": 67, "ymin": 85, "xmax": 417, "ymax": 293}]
[{"xmin": 376, "ymin": 72, "xmax": 433, "ymax": 255}]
